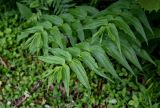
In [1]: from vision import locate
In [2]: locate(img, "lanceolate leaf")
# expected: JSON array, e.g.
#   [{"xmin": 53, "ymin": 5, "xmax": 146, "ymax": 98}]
[
  {"xmin": 103, "ymin": 39, "xmax": 134, "ymax": 75},
  {"xmin": 133, "ymin": 46, "xmax": 156, "ymax": 65},
  {"xmin": 106, "ymin": 23, "xmax": 121, "ymax": 54},
  {"xmin": 60, "ymin": 13, "xmax": 75, "ymax": 22},
  {"xmin": 69, "ymin": 59, "xmax": 90, "ymax": 89},
  {"xmin": 83, "ymin": 19, "xmax": 108, "ymax": 30},
  {"xmin": 81, "ymin": 51, "xmax": 113, "ymax": 82},
  {"xmin": 54, "ymin": 66, "xmax": 63, "ymax": 83},
  {"xmin": 28, "ymin": 32, "xmax": 42, "ymax": 54},
  {"xmin": 112, "ymin": 16, "xmax": 136, "ymax": 40},
  {"xmin": 121, "ymin": 39, "xmax": 142, "ymax": 71},
  {"xmin": 50, "ymin": 26, "xmax": 64, "ymax": 48},
  {"xmin": 42, "ymin": 30, "xmax": 49, "ymax": 55},
  {"xmin": 62, "ymin": 64, "xmax": 70, "ymax": 97},
  {"xmin": 121, "ymin": 13, "xmax": 148, "ymax": 44},
  {"xmin": 16, "ymin": 2, "xmax": 32, "ymax": 19},
  {"xmin": 42, "ymin": 15, "xmax": 63, "ymax": 26},
  {"xmin": 72, "ymin": 20, "xmax": 85, "ymax": 42},
  {"xmin": 91, "ymin": 45, "xmax": 120, "ymax": 79},
  {"xmin": 70, "ymin": 7, "xmax": 87, "ymax": 20},
  {"xmin": 49, "ymin": 48, "xmax": 72, "ymax": 62},
  {"xmin": 61, "ymin": 23, "xmax": 76, "ymax": 46},
  {"xmin": 67, "ymin": 47, "xmax": 81, "ymax": 57},
  {"xmin": 38, "ymin": 56, "xmax": 65, "ymax": 65}
]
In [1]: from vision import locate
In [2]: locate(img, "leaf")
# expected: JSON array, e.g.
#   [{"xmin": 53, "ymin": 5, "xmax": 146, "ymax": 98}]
[
  {"xmin": 50, "ymin": 26, "xmax": 64, "ymax": 48},
  {"xmin": 42, "ymin": 15, "xmax": 63, "ymax": 26},
  {"xmin": 62, "ymin": 64, "xmax": 70, "ymax": 97},
  {"xmin": 83, "ymin": 19, "xmax": 108, "ymax": 30},
  {"xmin": 121, "ymin": 13, "xmax": 148, "ymax": 44},
  {"xmin": 113, "ymin": 16, "xmax": 137, "ymax": 40},
  {"xmin": 81, "ymin": 51, "xmax": 113, "ymax": 82},
  {"xmin": 134, "ymin": 48, "xmax": 156, "ymax": 65},
  {"xmin": 72, "ymin": 20, "xmax": 84, "ymax": 42},
  {"xmin": 121, "ymin": 39, "xmax": 142, "ymax": 71},
  {"xmin": 77, "ymin": 42, "xmax": 91, "ymax": 52},
  {"xmin": 103, "ymin": 39, "xmax": 134, "ymax": 75},
  {"xmin": 54, "ymin": 66, "xmax": 63, "ymax": 83},
  {"xmin": 37, "ymin": 21, "xmax": 52, "ymax": 30},
  {"xmin": 67, "ymin": 47, "xmax": 81, "ymax": 57},
  {"xmin": 69, "ymin": 59, "xmax": 90, "ymax": 89},
  {"xmin": 17, "ymin": 32, "xmax": 30, "ymax": 42},
  {"xmin": 78, "ymin": 6, "xmax": 99, "ymax": 15},
  {"xmin": 106, "ymin": 23, "xmax": 121, "ymax": 54},
  {"xmin": 49, "ymin": 48, "xmax": 72, "ymax": 62},
  {"xmin": 41, "ymin": 30, "xmax": 49, "ymax": 55},
  {"xmin": 38, "ymin": 56, "xmax": 65, "ymax": 65},
  {"xmin": 16, "ymin": 2, "xmax": 32, "ymax": 19},
  {"xmin": 132, "ymin": 9, "xmax": 153, "ymax": 33},
  {"xmin": 28, "ymin": 32, "xmax": 43, "ymax": 54},
  {"xmin": 70, "ymin": 7, "xmax": 87, "ymax": 20},
  {"xmin": 91, "ymin": 45, "xmax": 120, "ymax": 79},
  {"xmin": 61, "ymin": 23, "xmax": 76, "ymax": 46},
  {"xmin": 60, "ymin": 13, "xmax": 75, "ymax": 22}
]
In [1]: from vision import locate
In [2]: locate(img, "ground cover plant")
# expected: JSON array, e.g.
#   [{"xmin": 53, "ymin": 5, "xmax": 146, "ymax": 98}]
[{"xmin": 0, "ymin": 0, "xmax": 160, "ymax": 107}]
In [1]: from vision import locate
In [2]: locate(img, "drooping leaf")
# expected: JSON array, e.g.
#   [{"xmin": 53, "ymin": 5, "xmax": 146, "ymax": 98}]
[
  {"xmin": 121, "ymin": 12, "xmax": 148, "ymax": 44},
  {"xmin": 37, "ymin": 21, "xmax": 52, "ymax": 30},
  {"xmin": 60, "ymin": 13, "xmax": 75, "ymax": 22},
  {"xmin": 50, "ymin": 26, "xmax": 64, "ymax": 48},
  {"xmin": 83, "ymin": 19, "xmax": 108, "ymax": 30},
  {"xmin": 103, "ymin": 39, "xmax": 134, "ymax": 75},
  {"xmin": 28, "ymin": 32, "xmax": 43, "ymax": 54},
  {"xmin": 72, "ymin": 20, "xmax": 84, "ymax": 42},
  {"xmin": 70, "ymin": 7, "xmax": 87, "ymax": 20},
  {"xmin": 67, "ymin": 47, "xmax": 81, "ymax": 57},
  {"xmin": 106, "ymin": 23, "xmax": 121, "ymax": 54},
  {"xmin": 81, "ymin": 51, "xmax": 113, "ymax": 82},
  {"xmin": 49, "ymin": 48, "xmax": 72, "ymax": 62},
  {"xmin": 121, "ymin": 39, "xmax": 142, "ymax": 71},
  {"xmin": 54, "ymin": 66, "xmax": 63, "ymax": 83},
  {"xmin": 112, "ymin": 16, "xmax": 137, "ymax": 40},
  {"xmin": 61, "ymin": 23, "xmax": 76, "ymax": 46},
  {"xmin": 69, "ymin": 59, "xmax": 90, "ymax": 89},
  {"xmin": 91, "ymin": 45, "xmax": 120, "ymax": 79},
  {"xmin": 41, "ymin": 30, "xmax": 49, "ymax": 55},
  {"xmin": 62, "ymin": 64, "xmax": 70, "ymax": 97},
  {"xmin": 16, "ymin": 2, "xmax": 32, "ymax": 19},
  {"xmin": 38, "ymin": 56, "xmax": 65, "ymax": 65},
  {"xmin": 42, "ymin": 15, "xmax": 63, "ymax": 26}
]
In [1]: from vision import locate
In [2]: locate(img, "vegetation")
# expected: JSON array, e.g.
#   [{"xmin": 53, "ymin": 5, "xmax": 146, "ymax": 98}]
[{"xmin": 0, "ymin": 0, "xmax": 160, "ymax": 107}]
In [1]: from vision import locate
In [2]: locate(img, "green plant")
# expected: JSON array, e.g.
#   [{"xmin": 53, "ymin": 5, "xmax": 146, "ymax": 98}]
[{"xmin": 16, "ymin": 0, "xmax": 156, "ymax": 94}]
